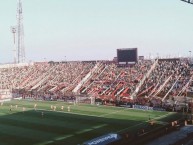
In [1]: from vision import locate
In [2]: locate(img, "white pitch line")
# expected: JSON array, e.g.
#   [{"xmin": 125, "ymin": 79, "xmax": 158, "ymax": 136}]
[
  {"xmin": 98, "ymin": 109, "xmax": 128, "ymax": 117},
  {"xmin": 0, "ymin": 104, "xmax": 127, "ymax": 120},
  {"xmin": 116, "ymin": 112, "xmax": 174, "ymax": 133},
  {"xmin": 35, "ymin": 107, "xmax": 128, "ymax": 119},
  {"xmin": 54, "ymin": 134, "xmax": 74, "ymax": 141},
  {"xmin": 3, "ymin": 104, "xmax": 175, "ymax": 137},
  {"xmin": 35, "ymin": 140, "xmax": 54, "ymax": 145},
  {"xmin": 35, "ymin": 124, "xmax": 107, "ymax": 145}
]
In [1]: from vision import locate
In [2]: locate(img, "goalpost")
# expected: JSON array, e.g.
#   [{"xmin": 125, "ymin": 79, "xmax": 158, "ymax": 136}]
[
  {"xmin": 75, "ymin": 94, "xmax": 95, "ymax": 105},
  {"xmin": 0, "ymin": 89, "xmax": 12, "ymax": 102}
]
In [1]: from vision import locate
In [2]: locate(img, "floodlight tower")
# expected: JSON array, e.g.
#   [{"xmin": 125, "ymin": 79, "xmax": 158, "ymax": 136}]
[
  {"xmin": 181, "ymin": 0, "xmax": 193, "ymax": 4},
  {"xmin": 11, "ymin": 26, "xmax": 17, "ymax": 63},
  {"xmin": 17, "ymin": 0, "xmax": 25, "ymax": 63}
]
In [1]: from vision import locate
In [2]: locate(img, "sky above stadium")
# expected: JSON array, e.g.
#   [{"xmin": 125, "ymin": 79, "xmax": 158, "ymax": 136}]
[{"xmin": 0, "ymin": 0, "xmax": 193, "ymax": 63}]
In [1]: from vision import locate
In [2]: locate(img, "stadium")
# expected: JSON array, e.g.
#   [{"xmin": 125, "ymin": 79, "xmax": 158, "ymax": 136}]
[
  {"xmin": 1, "ymin": 50, "xmax": 193, "ymax": 145},
  {"xmin": 1, "ymin": 0, "xmax": 193, "ymax": 145}
]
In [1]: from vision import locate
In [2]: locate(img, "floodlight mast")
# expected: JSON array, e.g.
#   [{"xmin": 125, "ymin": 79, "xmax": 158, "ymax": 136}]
[
  {"xmin": 11, "ymin": 26, "xmax": 17, "ymax": 63},
  {"xmin": 181, "ymin": 0, "xmax": 193, "ymax": 4},
  {"xmin": 17, "ymin": 0, "xmax": 25, "ymax": 63}
]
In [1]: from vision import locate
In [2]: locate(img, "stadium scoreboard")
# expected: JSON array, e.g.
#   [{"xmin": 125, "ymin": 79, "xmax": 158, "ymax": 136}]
[{"xmin": 117, "ymin": 48, "xmax": 138, "ymax": 64}]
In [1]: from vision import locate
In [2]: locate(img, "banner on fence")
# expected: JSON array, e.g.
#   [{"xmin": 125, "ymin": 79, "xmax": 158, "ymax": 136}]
[
  {"xmin": 83, "ymin": 133, "xmax": 121, "ymax": 145},
  {"xmin": 133, "ymin": 105, "xmax": 166, "ymax": 111},
  {"xmin": 133, "ymin": 105, "xmax": 153, "ymax": 111}
]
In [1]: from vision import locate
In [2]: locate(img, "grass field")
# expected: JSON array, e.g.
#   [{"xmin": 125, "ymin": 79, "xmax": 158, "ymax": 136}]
[{"xmin": 0, "ymin": 100, "xmax": 182, "ymax": 145}]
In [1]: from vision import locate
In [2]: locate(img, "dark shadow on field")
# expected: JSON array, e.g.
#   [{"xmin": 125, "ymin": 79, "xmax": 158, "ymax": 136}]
[
  {"xmin": 110, "ymin": 112, "xmax": 184, "ymax": 145},
  {"xmin": 0, "ymin": 109, "xmax": 146, "ymax": 145}
]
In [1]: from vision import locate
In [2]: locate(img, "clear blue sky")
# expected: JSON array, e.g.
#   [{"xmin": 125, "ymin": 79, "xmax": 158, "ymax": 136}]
[{"xmin": 0, "ymin": 0, "xmax": 193, "ymax": 63}]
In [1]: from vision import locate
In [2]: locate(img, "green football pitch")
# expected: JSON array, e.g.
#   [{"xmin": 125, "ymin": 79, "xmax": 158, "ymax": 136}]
[{"xmin": 0, "ymin": 100, "xmax": 182, "ymax": 145}]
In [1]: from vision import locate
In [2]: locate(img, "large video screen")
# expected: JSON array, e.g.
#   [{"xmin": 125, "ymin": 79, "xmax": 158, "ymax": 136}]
[{"xmin": 117, "ymin": 48, "xmax": 138, "ymax": 62}]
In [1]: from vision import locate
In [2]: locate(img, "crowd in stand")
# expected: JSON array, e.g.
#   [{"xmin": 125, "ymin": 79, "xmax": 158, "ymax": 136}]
[
  {"xmin": 0, "ymin": 59, "xmax": 192, "ymax": 107},
  {"xmin": 136, "ymin": 60, "xmax": 192, "ymax": 106}
]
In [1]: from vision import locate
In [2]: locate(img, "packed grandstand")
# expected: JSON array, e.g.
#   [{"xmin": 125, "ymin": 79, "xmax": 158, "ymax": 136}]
[{"xmin": 0, "ymin": 58, "xmax": 192, "ymax": 112}]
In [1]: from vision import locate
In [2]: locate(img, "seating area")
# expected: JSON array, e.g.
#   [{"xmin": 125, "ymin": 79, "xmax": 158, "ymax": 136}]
[
  {"xmin": 0, "ymin": 59, "xmax": 192, "ymax": 106},
  {"xmin": 138, "ymin": 60, "xmax": 191, "ymax": 97}
]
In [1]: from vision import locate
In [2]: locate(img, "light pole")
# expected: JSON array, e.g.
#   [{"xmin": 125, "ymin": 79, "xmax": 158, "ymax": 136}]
[
  {"xmin": 181, "ymin": 0, "xmax": 193, "ymax": 5},
  {"xmin": 156, "ymin": 53, "xmax": 159, "ymax": 59},
  {"xmin": 11, "ymin": 26, "xmax": 17, "ymax": 63},
  {"xmin": 189, "ymin": 51, "xmax": 192, "ymax": 58}
]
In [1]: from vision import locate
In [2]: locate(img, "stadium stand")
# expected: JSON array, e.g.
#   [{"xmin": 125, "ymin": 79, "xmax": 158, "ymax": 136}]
[{"xmin": 0, "ymin": 58, "xmax": 192, "ymax": 109}]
